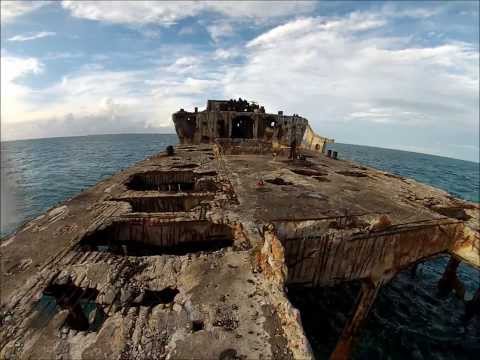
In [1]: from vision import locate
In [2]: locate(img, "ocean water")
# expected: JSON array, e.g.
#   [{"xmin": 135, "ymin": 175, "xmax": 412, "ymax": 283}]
[
  {"xmin": 1, "ymin": 134, "xmax": 178, "ymax": 237},
  {"xmin": 327, "ymin": 143, "xmax": 479, "ymax": 203},
  {"xmin": 1, "ymin": 134, "xmax": 478, "ymax": 358}
]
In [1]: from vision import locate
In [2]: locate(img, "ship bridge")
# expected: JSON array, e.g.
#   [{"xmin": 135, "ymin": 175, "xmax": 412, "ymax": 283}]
[{"xmin": 172, "ymin": 98, "xmax": 334, "ymax": 154}]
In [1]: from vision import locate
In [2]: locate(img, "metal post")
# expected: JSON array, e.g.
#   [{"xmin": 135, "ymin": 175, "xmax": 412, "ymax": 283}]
[
  {"xmin": 330, "ymin": 280, "xmax": 381, "ymax": 360},
  {"xmin": 438, "ymin": 256, "xmax": 465, "ymax": 299}
]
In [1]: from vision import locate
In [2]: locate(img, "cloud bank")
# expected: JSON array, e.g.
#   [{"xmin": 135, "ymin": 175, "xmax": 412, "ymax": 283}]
[
  {"xmin": 1, "ymin": 1, "xmax": 50, "ymax": 24},
  {"xmin": 61, "ymin": 1, "xmax": 315, "ymax": 25},
  {"xmin": 1, "ymin": 2, "xmax": 478, "ymax": 161}
]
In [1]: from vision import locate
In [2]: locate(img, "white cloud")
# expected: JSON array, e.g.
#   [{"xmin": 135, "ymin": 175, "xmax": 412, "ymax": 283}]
[
  {"xmin": 3, "ymin": 112, "xmax": 174, "ymax": 141},
  {"xmin": 246, "ymin": 17, "xmax": 316, "ymax": 48},
  {"xmin": 62, "ymin": 0, "xmax": 198, "ymax": 26},
  {"xmin": 213, "ymin": 47, "xmax": 241, "ymax": 60},
  {"xmin": 1, "ymin": 1, "xmax": 49, "ymax": 24},
  {"xmin": 207, "ymin": 20, "xmax": 235, "ymax": 42},
  {"xmin": 247, "ymin": 13, "xmax": 386, "ymax": 48},
  {"xmin": 1, "ymin": 55, "xmax": 44, "ymax": 132},
  {"xmin": 151, "ymin": 77, "xmax": 220, "ymax": 97},
  {"xmin": 165, "ymin": 56, "xmax": 202, "ymax": 74},
  {"xmin": 223, "ymin": 13, "xmax": 478, "ymax": 159},
  {"xmin": 206, "ymin": 1, "xmax": 315, "ymax": 19},
  {"xmin": 8, "ymin": 31, "xmax": 56, "ymax": 42},
  {"xmin": 1, "ymin": 55, "xmax": 43, "ymax": 83},
  {"xmin": 1, "ymin": 54, "xmax": 217, "ymax": 140},
  {"xmin": 61, "ymin": 1, "xmax": 315, "ymax": 25}
]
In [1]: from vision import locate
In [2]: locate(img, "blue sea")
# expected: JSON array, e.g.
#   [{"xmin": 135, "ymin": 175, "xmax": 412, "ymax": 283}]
[
  {"xmin": 1, "ymin": 134, "xmax": 479, "ymax": 359},
  {"xmin": 1, "ymin": 134, "xmax": 178, "ymax": 238}
]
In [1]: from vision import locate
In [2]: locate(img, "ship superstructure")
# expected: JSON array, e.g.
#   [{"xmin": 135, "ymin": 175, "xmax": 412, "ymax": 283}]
[{"xmin": 173, "ymin": 98, "xmax": 333, "ymax": 153}]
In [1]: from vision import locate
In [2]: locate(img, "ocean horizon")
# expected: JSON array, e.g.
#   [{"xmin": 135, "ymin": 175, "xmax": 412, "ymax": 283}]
[{"xmin": 2, "ymin": 132, "xmax": 478, "ymax": 164}]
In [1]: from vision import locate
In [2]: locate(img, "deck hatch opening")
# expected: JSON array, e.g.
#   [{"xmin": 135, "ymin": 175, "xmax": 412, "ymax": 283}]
[
  {"xmin": 35, "ymin": 282, "xmax": 106, "ymax": 332},
  {"xmin": 80, "ymin": 219, "xmax": 235, "ymax": 256},
  {"xmin": 291, "ymin": 169, "xmax": 328, "ymax": 177},
  {"xmin": 192, "ymin": 320, "xmax": 204, "ymax": 332},
  {"xmin": 265, "ymin": 178, "xmax": 293, "ymax": 186},
  {"xmin": 336, "ymin": 171, "xmax": 368, "ymax": 178},
  {"xmin": 133, "ymin": 288, "xmax": 179, "ymax": 306},
  {"xmin": 171, "ymin": 163, "xmax": 199, "ymax": 169},
  {"xmin": 124, "ymin": 194, "xmax": 214, "ymax": 213},
  {"xmin": 127, "ymin": 171, "xmax": 196, "ymax": 191}
]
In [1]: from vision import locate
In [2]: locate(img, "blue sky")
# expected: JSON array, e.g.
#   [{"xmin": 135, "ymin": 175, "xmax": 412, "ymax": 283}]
[{"xmin": 1, "ymin": 1, "xmax": 479, "ymax": 161}]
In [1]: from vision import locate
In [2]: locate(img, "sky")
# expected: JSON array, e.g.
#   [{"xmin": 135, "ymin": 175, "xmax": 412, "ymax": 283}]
[{"xmin": 1, "ymin": 1, "xmax": 479, "ymax": 162}]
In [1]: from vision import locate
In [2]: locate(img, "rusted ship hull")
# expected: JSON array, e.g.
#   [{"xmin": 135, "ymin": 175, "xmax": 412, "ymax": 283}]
[{"xmin": 1, "ymin": 100, "xmax": 479, "ymax": 359}]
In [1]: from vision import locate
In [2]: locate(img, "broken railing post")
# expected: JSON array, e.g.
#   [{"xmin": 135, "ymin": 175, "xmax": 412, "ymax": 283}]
[
  {"xmin": 166, "ymin": 145, "xmax": 175, "ymax": 156},
  {"xmin": 437, "ymin": 256, "xmax": 465, "ymax": 299},
  {"xmin": 330, "ymin": 280, "xmax": 381, "ymax": 360}
]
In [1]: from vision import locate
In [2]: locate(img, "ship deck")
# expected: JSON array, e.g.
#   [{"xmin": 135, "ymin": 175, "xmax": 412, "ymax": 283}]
[{"xmin": 1, "ymin": 143, "xmax": 478, "ymax": 359}]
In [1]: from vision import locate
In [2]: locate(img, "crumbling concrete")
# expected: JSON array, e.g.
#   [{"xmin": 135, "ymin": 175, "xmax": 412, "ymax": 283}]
[{"xmin": 1, "ymin": 100, "xmax": 479, "ymax": 359}]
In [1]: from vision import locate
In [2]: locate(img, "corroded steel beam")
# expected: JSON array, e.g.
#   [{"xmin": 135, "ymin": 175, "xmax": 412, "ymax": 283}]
[
  {"xmin": 276, "ymin": 218, "xmax": 467, "ymax": 287},
  {"xmin": 330, "ymin": 280, "xmax": 382, "ymax": 360}
]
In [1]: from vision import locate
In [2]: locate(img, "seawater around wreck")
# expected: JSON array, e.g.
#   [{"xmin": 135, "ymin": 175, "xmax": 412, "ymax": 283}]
[{"xmin": 1, "ymin": 133, "xmax": 479, "ymax": 358}]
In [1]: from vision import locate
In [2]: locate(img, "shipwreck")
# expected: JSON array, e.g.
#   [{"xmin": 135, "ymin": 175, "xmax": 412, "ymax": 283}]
[{"xmin": 1, "ymin": 99, "xmax": 479, "ymax": 359}]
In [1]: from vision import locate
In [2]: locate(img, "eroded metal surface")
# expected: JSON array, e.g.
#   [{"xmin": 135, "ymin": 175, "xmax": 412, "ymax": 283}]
[{"xmin": 1, "ymin": 100, "xmax": 478, "ymax": 359}]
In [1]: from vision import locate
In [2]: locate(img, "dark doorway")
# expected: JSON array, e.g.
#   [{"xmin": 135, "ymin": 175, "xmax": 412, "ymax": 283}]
[
  {"xmin": 231, "ymin": 116, "xmax": 254, "ymax": 139},
  {"xmin": 257, "ymin": 116, "xmax": 276, "ymax": 139},
  {"xmin": 217, "ymin": 119, "xmax": 227, "ymax": 138}
]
